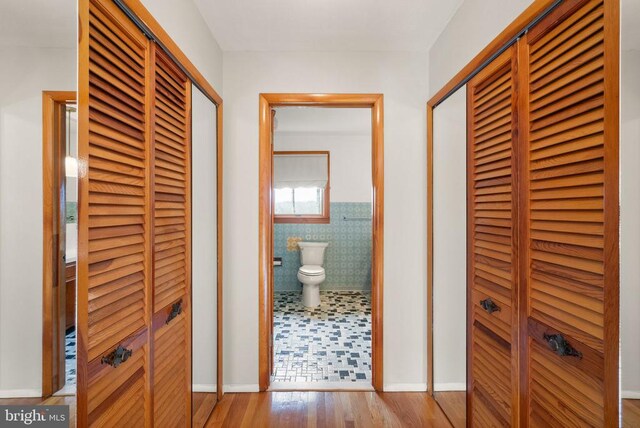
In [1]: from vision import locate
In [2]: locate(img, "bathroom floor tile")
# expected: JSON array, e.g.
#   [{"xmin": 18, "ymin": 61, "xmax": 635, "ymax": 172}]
[
  {"xmin": 272, "ymin": 291, "xmax": 371, "ymax": 384},
  {"xmin": 65, "ymin": 328, "xmax": 76, "ymax": 386}
]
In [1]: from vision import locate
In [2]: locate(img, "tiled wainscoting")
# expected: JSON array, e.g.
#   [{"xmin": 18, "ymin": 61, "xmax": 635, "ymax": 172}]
[
  {"xmin": 273, "ymin": 291, "xmax": 371, "ymax": 383},
  {"xmin": 274, "ymin": 202, "xmax": 372, "ymax": 291}
]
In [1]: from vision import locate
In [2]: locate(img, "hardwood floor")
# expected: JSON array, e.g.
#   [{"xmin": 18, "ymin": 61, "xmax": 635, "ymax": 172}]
[
  {"xmin": 1, "ymin": 393, "xmax": 637, "ymax": 426},
  {"xmin": 194, "ymin": 392, "xmax": 218, "ymax": 428},
  {"xmin": 623, "ymin": 399, "xmax": 640, "ymax": 428},
  {"xmin": 433, "ymin": 391, "xmax": 465, "ymax": 428},
  {"xmin": 205, "ymin": 391, "xmax": 452, "ymax": 427}
]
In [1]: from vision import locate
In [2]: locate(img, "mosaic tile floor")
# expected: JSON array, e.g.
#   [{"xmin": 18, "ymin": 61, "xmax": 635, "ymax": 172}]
[
  {"xmin": 66, "ymin": 328, "xmax": 76, "ymax": 385},
  {"xmin": 273, "ymin": 291, "xmax": 372, "ymax": 383}
]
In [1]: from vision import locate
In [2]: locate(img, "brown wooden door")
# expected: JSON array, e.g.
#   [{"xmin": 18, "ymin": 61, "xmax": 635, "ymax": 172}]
[
  {"xmin": 77, "ymin": 0, "xmax": 152, "ymax": 425},
  {"xmin": 519, "ymin": 0, "xmax": 618, "ymax": 425},
  {"xmin": 467, "ymin": 46, "xmax": 519, "ymax": 427},
  {"xmin": 151, "ymin": 46, "xmax": 192, "ymax": 427}
]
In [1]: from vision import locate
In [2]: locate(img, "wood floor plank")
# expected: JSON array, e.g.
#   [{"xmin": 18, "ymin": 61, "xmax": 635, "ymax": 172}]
[
  {"xmin": 623, "ymin": 399, "xmax": 640, "ymax": 428},
  {"xmin": 433, "ymin": 391, "xmax": 466, "ymax": 428},
  {"xmin": 205, "ymin": 392, "xmax": 452, "ymax": 427},
  {"xmin": 1, "ymin": 390, "xmax": 471, "ymax": 427},
  {"xmin": 193, "ymin": 392, "xmax": 218, "ymax": 428}
]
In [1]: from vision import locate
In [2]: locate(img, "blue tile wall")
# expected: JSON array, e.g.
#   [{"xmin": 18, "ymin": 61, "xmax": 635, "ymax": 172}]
[{"xmin": 274, "ymin": 202, "xmax": 372, "ymax": 291}]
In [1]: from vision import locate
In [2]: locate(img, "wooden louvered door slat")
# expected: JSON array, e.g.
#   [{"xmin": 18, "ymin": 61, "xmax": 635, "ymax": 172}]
[
  {"xmin": 151, "ymin": 47, "xmax": 192, "ymax": 428},
  {"xmin": 519, "ymin": 0, "xmax": 618, "ymax": 425},
  {"xmin": 78, "ymin": 0, "xmax": 152, "ymax": 426},
  {"xmin": 467, "ymin": 46, "xmax": 519, "ymax": 427}
]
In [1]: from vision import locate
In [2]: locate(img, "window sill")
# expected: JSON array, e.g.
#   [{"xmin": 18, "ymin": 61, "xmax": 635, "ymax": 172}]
[{"xmin": 274, "ymin": 216, "xmax": 330, "ymax": 224}]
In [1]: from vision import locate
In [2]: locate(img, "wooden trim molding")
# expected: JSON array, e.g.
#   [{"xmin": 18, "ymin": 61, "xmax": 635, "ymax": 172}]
[
  {"xmin": 426, "ymin": 104, "xmax": 434, "ymax": 397},
  {"xmin": 42, "ymin": 91, "xmax": 77, "ymax": 398},
  {"xmin": 273, "ymin": 150, "xmax": 331, "ymax": 224},
  {"xmin": 258, "ymin": 95, "xmax": 272, "ymax": 391},
  {"xmin": 258, "ymin": 93, "xmax": 384, "ymax": 391},
  {"xmin": 602, "ymin": 0, "xmax": 620, "ymax": 421},
  {"xmin": 216, "ymin": 103, "xmax": 224, "ymax": 402}
]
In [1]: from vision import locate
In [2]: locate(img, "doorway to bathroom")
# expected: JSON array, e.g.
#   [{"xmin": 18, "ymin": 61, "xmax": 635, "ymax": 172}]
[
  {"xmin": 258, "ymin": 94, "xmax": 384, "ymax": 391},
  {"xmin": 42, "ymin": 91, "xmax": 78, "ymax": 397}
]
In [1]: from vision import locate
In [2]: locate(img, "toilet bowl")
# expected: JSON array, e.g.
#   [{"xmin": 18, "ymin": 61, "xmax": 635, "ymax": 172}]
[
  {"xmin": 297, "ymin": 265, "xmax": 326, "ymax": 307},
  {"xmin": 297, "ymin": 242, "xmax": 329, "ymax": 308}
]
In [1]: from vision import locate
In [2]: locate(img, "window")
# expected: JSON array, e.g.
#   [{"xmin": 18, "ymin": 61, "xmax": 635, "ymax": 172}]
[{"xmin": 273, "ymin": 151, "xmax": 330, "ymax": 223}]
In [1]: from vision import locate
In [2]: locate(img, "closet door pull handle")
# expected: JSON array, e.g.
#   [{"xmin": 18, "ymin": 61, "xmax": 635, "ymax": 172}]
[
  {"xmin": 480, "ymin": 298, "xmax": 500, "ymax": 314},
  {"xmin": 543, "ymin": 334, "xmax": 582, "ymax": 359},
  {"xmin": 166, "ymin": 300, "xmax": 183, "ymax": 324},
  {"xmin": 101, "ymin": 345, "xmax": 133, "ymax": 368}
]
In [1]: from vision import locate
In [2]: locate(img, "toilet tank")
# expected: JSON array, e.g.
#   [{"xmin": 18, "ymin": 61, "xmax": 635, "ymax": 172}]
[{"xmin": 298, "ymin": 242, "xmax": 329, "ymax": 266}]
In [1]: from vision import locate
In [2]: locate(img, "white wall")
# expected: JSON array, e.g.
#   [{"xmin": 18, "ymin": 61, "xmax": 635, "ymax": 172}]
[
  {"xmin": 0, "ymin": 46, "xmax": 76, "ymax": 396},
  {"xmin": 223, "ymin": 51, "xmax": 428, "ymax": 390},
  {"xmin": 141, "ymin": 0, "xmax": 223, "ymax": 92},
  {"xmin": 428, "ymin": 0, "xmax": 533, "ymax": 97},
  {"xmin": 621, "ymin": 49, "xmax": 640, "ymax": 397},
  {"xmin": 432, "ymin": 87, "xmax": 467, "ymax": 391},
  {"xmin": 274, "ymin": 108, "xmax": 372, "ymax": 203}
]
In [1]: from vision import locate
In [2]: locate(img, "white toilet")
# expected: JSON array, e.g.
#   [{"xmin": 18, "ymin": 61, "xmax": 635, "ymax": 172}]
[{"xmin": 297, "ymin": 242, "xmax": 329, "ymax": 307}]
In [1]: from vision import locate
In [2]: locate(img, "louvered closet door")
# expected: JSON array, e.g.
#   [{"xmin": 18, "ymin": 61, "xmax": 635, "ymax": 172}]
[
  {"xmin": 467, "ymin": 46, "xmax": 518, "ymax": 427},
  {"xmin": 151, "ymin": 47, "xmax": 192, "ymax": 427},
  {"xmin": 520, "ymin": 0, "xmax": 618, "ymax": 425},
  {"xmin": 78, "ymin": 0, "xmax": 152, "ymax": 425}
]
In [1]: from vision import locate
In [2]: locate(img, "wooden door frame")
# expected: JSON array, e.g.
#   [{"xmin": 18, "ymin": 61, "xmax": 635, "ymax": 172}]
[
  {"xmin": 42, "ymin": 91, "xmax": 77, "ymax": 398},
  {"xmin": 258, "ymin": 93, "xmax": 384, "ymax": 391}
]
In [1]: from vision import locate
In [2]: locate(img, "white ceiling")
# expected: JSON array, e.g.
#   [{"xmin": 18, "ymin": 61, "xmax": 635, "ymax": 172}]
[
  {"xmin": 274, "ymin": 107, "xmax": 370, "ymax": 134},
  {"xmin": 194, "ymin": 0, "xmax": 464, "ymax": 52},
  {"xmin": 622, "ymin": 0, "xmax": 640, "ymax": 50},
  {"xmin": 0, "ymin": 0, "xmax": 635, "ymax": 52},
  {"xmin": 0, "ymin": 0, "xmax": 76, "ymax": 48}
]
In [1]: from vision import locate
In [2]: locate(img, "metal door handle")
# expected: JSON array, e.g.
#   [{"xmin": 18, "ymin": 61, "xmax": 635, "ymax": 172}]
[
  {"xmin": 543, "ymin": 333, "xmax": 582, "ymax": 358},
  {"xmin": 480, "ymin": 298, "xmax": 500, "ymax": 314},
  {"xmin": 101, "ymin": 345, "xmax": 133, "ymax": 368},
  {"xmin": 166, "ymin": 300, "xmax": 183, "ymax": 324}
]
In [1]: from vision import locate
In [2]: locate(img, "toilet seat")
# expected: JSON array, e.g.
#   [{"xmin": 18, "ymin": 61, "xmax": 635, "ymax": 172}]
[{"xmin": 298, "ymin": 265, "xmax": 324, "ymax": 276}]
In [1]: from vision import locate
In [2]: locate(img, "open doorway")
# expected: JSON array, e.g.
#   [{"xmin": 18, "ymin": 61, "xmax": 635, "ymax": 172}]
[
  {"xmin": 258, "ymin": 93, "xmax": 384, "ymax": 392},
  {"xmin": 271, "ymin": 108, "xmax": 372, "ymax": 388},
  {"xmin": 42, "ymin": 91, "xmax": 77, "ymax": 397}
]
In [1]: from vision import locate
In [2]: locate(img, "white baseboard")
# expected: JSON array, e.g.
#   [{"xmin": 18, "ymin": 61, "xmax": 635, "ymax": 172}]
[
  {"xmin": 0, "ymin": 389, "xmax": 42, "ymax": 399},
  {"xmin": 223, "ymin": 384, "xmax": 260, "ymax": 393},
  {"xmin": 193, "ymin": 384, "xmax": 217, "ymax": 393},
  {"xmin": 383, "ymin": 383, "xmax": 428, "ymax": 392},
  {"xmin": 53, "ymin": 385, "xmax": 76, "ymax": 397},
  {"xmin": 433, "ymin": 383, "xmax": 466, "ymax": 392},
  {"xmin": 622, "ymin": 390, "xmax": 640, "ymax": 399},
  {"xmin": 269, "ymin": 381, "xmax": 373, "ymax": 391}
]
